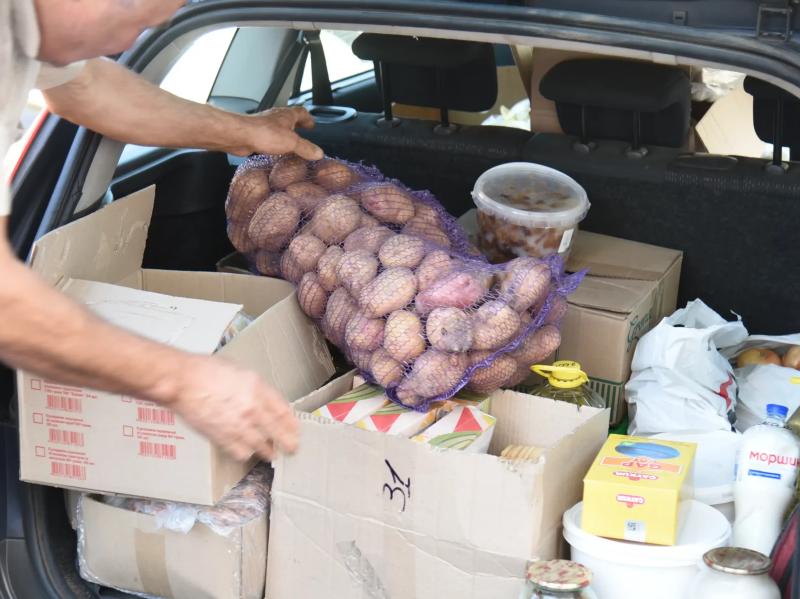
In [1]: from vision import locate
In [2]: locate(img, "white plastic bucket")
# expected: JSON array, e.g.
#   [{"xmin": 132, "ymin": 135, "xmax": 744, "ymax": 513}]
[
  {"xmin": 652, "ymin": 430, "xmax": 741, "ymax": 522},
  {"xmin": 563, "ymin": 500, "xmax": 731, "ymax": 599}
]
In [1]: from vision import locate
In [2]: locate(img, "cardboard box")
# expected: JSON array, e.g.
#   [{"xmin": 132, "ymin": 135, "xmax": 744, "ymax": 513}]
[
  {"xmin": 266, "ymin": 372, "xmax": 609, "ymax": 599},
  {"xmin": 559, "ymin": 232, "xmax": 683, "ymax": 420},
  {"xmin": 18, "ymin": 187, "xmax": 335, "ymax": 504},
  {"xmin": 582, "ymin": 435, "xmax": 696, "ymax": 545},
  {"xmin": 78, "ymin": 494, "xmax": 267, "ymax": 599}
]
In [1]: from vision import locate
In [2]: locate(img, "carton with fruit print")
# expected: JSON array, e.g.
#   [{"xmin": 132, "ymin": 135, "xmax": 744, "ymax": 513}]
[{"xmin": 412, "ymin": 405, "xmax": 497, "ymax": 453}]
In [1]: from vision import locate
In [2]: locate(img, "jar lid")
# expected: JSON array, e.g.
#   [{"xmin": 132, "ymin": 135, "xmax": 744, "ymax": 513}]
[
  {"xmin": 531, "ymin": 360, "xmax": 589, "ymax": 389},
  {"xmin": 527, "ymin": 559, "xmax": 592, "ymax": 591},
  {"xmin": 472, "ymin": 162, "xmax": 589, "ymax": 229},
  {"xmin": 703, "ymin": 547, "xmax": 772, "ymax": 575}
]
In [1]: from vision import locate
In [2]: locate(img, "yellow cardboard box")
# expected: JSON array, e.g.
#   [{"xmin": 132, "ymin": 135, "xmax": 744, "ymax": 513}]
[{"xmin": 582, "ymin": 434, "xmax": 696, "ymax": 545}]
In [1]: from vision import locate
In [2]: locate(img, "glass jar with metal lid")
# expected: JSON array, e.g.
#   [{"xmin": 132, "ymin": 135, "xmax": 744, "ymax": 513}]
[
  {"xmin": 687, "ymin": 547, "xmax": 780, "ymax": 599},
  {"xmin": 524, "ymin": 560, "xmax": 597, "ymax": 599},
  {"xmin": 530, "ymin": 361, "xmax": 606, "ymax": 410}
]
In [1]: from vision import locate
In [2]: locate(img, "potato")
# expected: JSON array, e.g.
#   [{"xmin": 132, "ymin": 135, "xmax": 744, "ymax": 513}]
[
  {"xmin": 510, "ymin": 324, "xmax": 561, "ymax": 366},
  {"xmin": 336, "ymin": 250, "xmax": 379, "ymax": 295},
  {"xmin": 348, "ymin": 348, "xmax": 373, "ymax": 372},
  {"xmin": 359, "ymin": 267, "xmax": 417, "ymax": 318},
  {"xmin": 516, "ymin": 311, "xmax": 533, "ymax": 336},
  {"xmin": 472, "ymin": 301, "xmax": 521, "ymax": 350},
  {"xmin": 426, "ymin": 308, "xmax": 473, "ymax": 353},
  {"xmin": 248, "ymin": 192, "xmax": 301, "ymax": 251},
  {"xmin": 506, "ymin": 363, "xmax": 533, "ymax": 388},
  {"xmin": 383, "ymin": 310, "xmax": 425, "ymax": 363},
  {"xmin": 415, "ymin": 271, "xmax": 487, "ymax": 315},
  {"xmin": 543, "ymin": 295, "xmax": 568, "ymax": 325},
  {"xmin": 378, "ymin": 234, "xmax": 426, "ymax": 269},
  {"xmin": 285, "ymin": 181, "xmax": 328, "ymax": 213},
  {"xmin": 313, "ymin": 159, "xmax": 359, "ymax": 192},
  {"xmin": 359, "ymin": 183, "xmax": 415, "ymax": 224},
  {"xmin": 227, "ymin": 221, "xmax": 257, "ymax": 253},
  {"xmin": 402, "ymin": 216, "xmax": 451, "ymax": 248},
  {"xmin": 309, "ymin": 194, "xmax": 362, "ymax": 244},
  {"xmin": 360, "ymin": 213, "xmax": 380, "ymax": 228},
  {"xmin": 466, "ymin": 352, "xmax": 517, "ymax": 393},
  {"xmin": 254, "ymin": 250, "xmax": 281, "ymax": 276},
  {"xmin": 226, "ymin": 166, "xmax": 270, "ymax": 222},
  {"xmin": 297, "ymin": 272, "xmax": 329, "ymax": 319},
  {"xmin": 269, "ymin": 155, "xmax": 308, "ymax": 190},
  {"xmin": 413, "ymin": 202, "xmax": 441, "ymax": 227},
  {"xmin": 499, "ymin": 258, "xmax": 551, "ymax": 312},
  {"xmin": 415, "ymin": 250, "xmax": 454, "ymax": 291},
  {"xmin": 369, "ymin": 349, "xmax": 404, "ymax": 388},
  {"xmin": 322, "ymin": 287, "xmax": 358, "ymax": 346},
  {"xmin": 280, "ymin": 233, "xmax": 326, "ymax": 284},
  {"xmin": 316, "ymin": 245, "xmax": 344, "ymax": 291},
  {"xmin": 396, "ymin": 350, "xmax": 469, "ymax": 406},
  {"xmin": 344, "ymin": 311, "xmax": 385, "ymax": 351},
  {"xmin": 343, "ymin": 226, "xmax": 395, "ymax": 254}
]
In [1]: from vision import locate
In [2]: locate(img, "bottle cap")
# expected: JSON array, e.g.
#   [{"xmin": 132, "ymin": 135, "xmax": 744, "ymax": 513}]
[
  {"xmin": 530, "ymin": 360, "xmax": 589, "ymax": 389},
  {"xmin": 767, "ymin": 404, "xmax": 789, "ymax": 419},
  {"xmin": 703, "ymin": 547, "xmax": 772, "ymax": 576},
  {"xmin": 526, "ymin": 559, "xmax": 592, "ymax": 591}
]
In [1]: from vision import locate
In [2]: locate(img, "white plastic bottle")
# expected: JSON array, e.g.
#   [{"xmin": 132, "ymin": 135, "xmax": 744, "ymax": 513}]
[{"xmin": 733, "ymin": 403, "xmax": 800, "ymax": 555}]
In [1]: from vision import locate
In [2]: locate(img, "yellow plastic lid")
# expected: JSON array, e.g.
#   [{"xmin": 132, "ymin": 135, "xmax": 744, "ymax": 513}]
[{"xmin": 531, "ymin": 360, "xmax": 589, "ymax": 389}]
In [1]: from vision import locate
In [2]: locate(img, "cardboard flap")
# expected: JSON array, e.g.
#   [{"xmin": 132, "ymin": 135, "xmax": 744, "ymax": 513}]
[
  {"xmin": 568, "ymin": 277, "xmax": 657, "ymax": 315},
  {"xmin": 567, "ymin": 231, "xmax": 681, "ymax": 281},
  {"xmin": 30, "ymin": 186, "xmax": 155, "ymax": 286},
  {"xmin": 61, "ymin": 278, "xmax": 242, "ymax": 354}
]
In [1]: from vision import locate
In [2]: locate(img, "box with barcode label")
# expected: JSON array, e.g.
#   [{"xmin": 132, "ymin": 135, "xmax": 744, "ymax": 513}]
[
  {"xmin": 581, "ymin": 434, "xmax": 696, "ymax": 545},
  {"xmin": 17, "ymin": 187, "xmax": 334, "ymax": 504}
]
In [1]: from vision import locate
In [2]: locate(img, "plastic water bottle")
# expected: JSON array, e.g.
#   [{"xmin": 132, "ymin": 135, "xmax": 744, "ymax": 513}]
[{"xmin": 733, "ymin": 403, "xmax": 800, "ymax": 555}]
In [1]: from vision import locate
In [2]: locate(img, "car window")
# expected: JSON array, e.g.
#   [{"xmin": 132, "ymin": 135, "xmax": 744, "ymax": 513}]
[{"xmin": 299, "ymin": 30, "xmax": 373, "ymax": 91}]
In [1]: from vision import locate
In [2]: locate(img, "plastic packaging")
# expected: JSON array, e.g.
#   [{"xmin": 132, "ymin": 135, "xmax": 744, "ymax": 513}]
[
  {"xmin": 471, "ymin": 162, "xmax": 589, "ymax": 262},
  {"xmin": 530, "ymin": 361, "xmax": 605, "ymax": 410},
  {"xmin": 687, "ymin": 547, "xmax": 780, "ymax": 599},
  {"xmin": 218, "ymin": 311, "xmax": 253, "ymax": 349},
  {"xmin": 563, "ymin": 500, "xmax": 731, "ymax": 599},
  {"xmin": 225, "ymin": 155, "xmax": 584, "ymax": 410},
  {"xmin": 733, "ymin": 403, "xmax": 800, "ymax": 555},
  {"xmin": 524, "ymin": 560, "xmax": 597, "ymax": 599},
  {"xmin": 652, "ymin": 430, "xmax": 741, "ymax": 522}
]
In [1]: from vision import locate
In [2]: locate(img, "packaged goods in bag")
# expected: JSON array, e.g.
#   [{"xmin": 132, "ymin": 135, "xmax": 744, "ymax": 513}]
[
  {"xmin": 687, "ymin": 547, "xmax": 780, "ymax": 599},
  {"xmin": 733, "ymin": 403, "xmax": 800, "ymax": 555},
  {"xmin": 530, "ymin": 361, "xmax": 606, "ymax": 410},
  {"xmin": 626, "ymin": 299, "xmax": 748, "ymax": 435},
  {"xmin": 411, "ymin": 405, "xmax": 496, "ymax": 452},
  {"xmin": 524, "ymin": 560, "xmax": 597, "ymax": 599}
]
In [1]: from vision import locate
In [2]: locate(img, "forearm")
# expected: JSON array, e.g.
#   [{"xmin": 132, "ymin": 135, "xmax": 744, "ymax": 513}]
[
  {"xmin": 42, "ymin": 58, "xmax": 250, "ymax": 154},
  {"xmin": 0, "ymin": 245, "xmax": 193, "ymax": 405}
]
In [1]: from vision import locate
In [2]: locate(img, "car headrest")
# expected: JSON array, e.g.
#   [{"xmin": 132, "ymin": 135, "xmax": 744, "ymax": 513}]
[
  {"xmin": 539, "ymin": 59, "xmax": 691, "ymax": 148},
  {"xmin": 744, "ymin": 76, "xmax": 800, "ymax": 152},
  {"xmin": 352, "ymin": 33, "xmax": 497, "ymax": 112}
]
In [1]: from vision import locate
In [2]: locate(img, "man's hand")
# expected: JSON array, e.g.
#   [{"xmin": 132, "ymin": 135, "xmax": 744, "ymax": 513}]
[
  {"xmin": 167, "ymin": 355, "xmax": 300, "ymax": 462},
  {"xmin": 229, "ymin": 107, "xmax": 323, "ymax": 161}
]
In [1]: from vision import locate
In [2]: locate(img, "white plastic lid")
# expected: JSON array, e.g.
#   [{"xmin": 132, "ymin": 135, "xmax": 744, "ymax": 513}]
[
  {"xmin": 563, "ymin": 500, "xmax": 731, "ymax": 569},
  {"xmin": 652, "ymin": 430, "xmax": 741, "ymax": 506},
  {"xmin": 471, "ymin": 162, "xmax": 590, "ymax": 228}
]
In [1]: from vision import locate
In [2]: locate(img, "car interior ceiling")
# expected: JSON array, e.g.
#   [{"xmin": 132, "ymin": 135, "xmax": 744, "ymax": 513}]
[{"xmin": 14, "ymin": 28, "xmax": 799, "ymax": 598}]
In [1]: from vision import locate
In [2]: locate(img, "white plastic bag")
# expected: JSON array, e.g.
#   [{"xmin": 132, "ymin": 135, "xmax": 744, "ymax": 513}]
[
  {"xmin": 722, "ymin": 334, "xmax": 800, "ymax": 432},
  {"xmin": 626, "ymin": 299, "xmax": 747, "ymax": 434}
]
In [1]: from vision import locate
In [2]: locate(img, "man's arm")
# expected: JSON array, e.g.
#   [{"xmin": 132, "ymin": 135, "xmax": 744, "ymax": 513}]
[
  {"xmin": 0, "ymin": 222, "xmax": 297, "ymax": 461},
  {"xmin": 41, "ymin": 58, "xmax": 322, "ymax": 160}
]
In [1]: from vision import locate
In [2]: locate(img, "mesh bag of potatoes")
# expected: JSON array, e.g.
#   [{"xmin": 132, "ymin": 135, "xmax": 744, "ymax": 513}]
[{"xmin": 225, "ymin": 154, "xmax": 583, "ymax": 410}]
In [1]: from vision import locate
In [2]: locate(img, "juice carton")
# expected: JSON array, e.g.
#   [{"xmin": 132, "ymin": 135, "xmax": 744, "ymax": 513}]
[
  {"xmin": 582, "ymin": 434, "xmax": 696, "ymax": 545},
  {"xmin": 412, "ymin": 406, "xmax": 497, "ymax": 453},
  {"xmin": 354, "ymin": 402, "xmax": 445, "ymax": 437},
  {"xmin": 312, "ymin": 383, "xmax": 390, "ymax": 424},
  {"xmin": 444, "ymin": 389, "xmax": 492, "ymax": 414}
]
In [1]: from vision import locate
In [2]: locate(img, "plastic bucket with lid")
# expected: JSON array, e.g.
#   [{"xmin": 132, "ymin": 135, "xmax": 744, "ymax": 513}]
[
  {"xmin": 471, "ymin": 162, "xmax": 589, "ymax": 262},
  {"xmin": 563, "ymin": 500, "xmax": 731, "ymax": 599},
  {"xmin": 652, "ymin": 430, "xmax": 741, "ymax": 522}
]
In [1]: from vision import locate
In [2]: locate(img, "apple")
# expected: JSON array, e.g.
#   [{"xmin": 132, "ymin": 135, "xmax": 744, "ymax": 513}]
[
  {"xmin": 782, "ymin": 345, "xmax": 800, "ymax": 370},
  {"xmin": 737, "ymin": 348, "xmax": 782, "ymax": 368}
]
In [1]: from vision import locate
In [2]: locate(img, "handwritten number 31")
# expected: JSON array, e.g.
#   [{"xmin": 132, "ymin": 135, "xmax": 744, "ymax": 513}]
[{"xmin": 383, "ymin": 459, "xmax": 411, "ymax": 512}]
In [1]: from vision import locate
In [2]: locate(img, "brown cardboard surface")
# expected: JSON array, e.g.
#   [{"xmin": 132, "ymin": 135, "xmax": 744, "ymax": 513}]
[
  {"xmin": 79, "ymin": 495, "xmax": 267, "ymax": 599},
  {"xmin": 266, "ymin": 373, "xmax": 609, "ymax": 598},
  {"xmin": 18, "ymin": 187, "xmax": 335, "ymax": 504}
]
